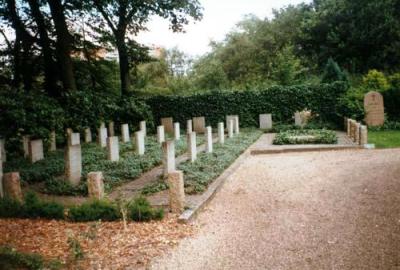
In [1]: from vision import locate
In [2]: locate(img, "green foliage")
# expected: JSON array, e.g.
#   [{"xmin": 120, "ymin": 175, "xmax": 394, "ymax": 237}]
[
  {"xmin": 336, "ymin": 88, "xmax": 365, "ymax": 121},
  {"xmin": 271, "ymin": 120, "xmax": 338, "ymax": 133},
  {"xmin": 362, "ymin": 70, "xmax": 390, "ymax": 92},
  {"xmin": 4, "ymin": 151, "xmax": 64, "ymax": 183},
  {"xmin": 321, "ymin": 58, "xmax": 348, "ymax": 84},
  {"xmin": 368, "ymin": 130, "xmax": 400, "ymax": 149},
  {"xmin": 0, "ymin": 192, "xmax": 64, "ymax": 220},
  {"xmin": 273, "ymin": 129, "xmax": 337, "ymax": 145},
  {"xmin": 0, "ymin": 246, "xmax": 47, "ymax": 270},
  {"xmin": 147, "ymin": 82, "xmax": 349, "ymax": 129},
  {"xmin": 384, "ymin": 75, "xmax": 400, "ymax": 120},
  {"xmin": 368, "ymin": 121, "xmax": 400, "ymax": 132},
  {"xmin": 141, "ymin": 180, "xmax": 169, "ymax": 196},
  {"xmin": 22, "ymin": 192, "xmax": 65, "ymax": 220},
  {"xmin": 128, "ymin": 197, "xmax": 164, "ymax": 222},
  {"xmin": 178, "ymin": 129, "xmax": 262, "ymax": 194},
  {"xmin": 0, "ymin": 197, "xmax": 23, "ymax": 218},
  {"xmin": 69, "ymin": 200, "xmax": 120, "ymax": 222},
  {"xmin": 43, "ymin": 179, "xmax": 88, "ymax": 196}
]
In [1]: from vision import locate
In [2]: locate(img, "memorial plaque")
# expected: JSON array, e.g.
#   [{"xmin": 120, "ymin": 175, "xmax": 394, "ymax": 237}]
[{"xmin": 364, "ymin": 91, "xmax": 384, "ymax": 127}]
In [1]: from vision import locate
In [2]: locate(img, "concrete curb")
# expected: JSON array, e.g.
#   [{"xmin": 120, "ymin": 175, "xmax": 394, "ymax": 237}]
[{"xmin": 250, "ymin": 145, "xmax": 363, "ymax": 155}]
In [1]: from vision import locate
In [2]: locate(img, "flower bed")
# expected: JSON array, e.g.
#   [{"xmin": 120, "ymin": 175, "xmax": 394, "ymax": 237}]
[{"xmin": 273, "ymin": 129, "xmax": 337, "ymax": 145}]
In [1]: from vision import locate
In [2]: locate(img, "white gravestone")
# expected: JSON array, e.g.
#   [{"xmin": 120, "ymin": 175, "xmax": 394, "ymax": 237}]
[
  {"xmin": 140, "ymin": 121, "xmax": 147, "ymax": 137},
  {"xmin": 186, "ymin": 120, "xmax": 193, "ymax": 134},
  {"xmin": 29, "ymin": 139, "xmax": 44, "ymax": 163},
  {"xmin": 121, "ymin": 124, "xmax": 130, "ymax": 143},
  {"xmin": 188, "ymin": 132, "xmax": 197, "ymax": 162},
  {"xmin": 135, "ymin": 131, "xmax": 145, "ymax": 155},
  {"xmin": 157, "ymin": 126, "xmax": 165, "ymax": 144},
  {"xmin": 84, "ymin": 128, "xmax": 92, "ymax": 143},
  {"xmin": 206, "ymin": 126, "xmax": 213, "ymax": 153},
  {"xmin": 259, "ymin": 114, "xmax": 273, "ymax": 129},
  {"xmin": 218, "ymin": 122, "xmax": 225, "ymax": 144},
  {"xmin": 98, "ymin": 127, "xmax": 108, "ymax": 148},
  {"xmin": 174, "ymin": 123, "xmax": 181, "ymax": 140},
  {"xmin": 65, "ymin": 133, "xmax": 82, "ymax": 186},
  {"xmin": 107, "ymin": 136, "xmax": 119, "ymax": 162},
  {"xmin": 163, "ymin": 140, "xmax": 176, "ymax": 177}
]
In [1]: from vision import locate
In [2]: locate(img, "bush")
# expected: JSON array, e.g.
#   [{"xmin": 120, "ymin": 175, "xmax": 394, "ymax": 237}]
[
  {"xmin": 68, "ymin": 200, "xmax": 120, "ymax": 222},
  {"xmin": 146, "ymin": 82, "xmax": 349, "ymax": 128},
  {"xmin": 321, "ymin": 58, "xmax": 348, "ymax": 84},
  {"xmin": 22, "ymin": 192, "xmax": 65, "ymax": 220},
  {"xmin": 0, "ymin": 192, "xmax": 64, "ymax": 220},
  {"xmin": 0, "ymin": 196, "xmax": 23, "ymax": 218},
  {"xmin": 0, "ymin": 246, "xmax": 45, "ymax": 270},
  {"xmin": 273, "ymin": 129, "xmax": 338, "ymax": 145},
  {"xmin": 362, "ymin": 70, "xmax": 390, "ymax": 92},
  {"xmin": 128, "ymin": 197, "xmax": 164, "ymax": 222}
]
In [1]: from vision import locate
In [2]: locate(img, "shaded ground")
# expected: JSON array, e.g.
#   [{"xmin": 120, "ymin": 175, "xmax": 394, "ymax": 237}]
[
  {"xmin": 0, "ymin": 215, "xmax": 194, "ymax": 269},
  {"xmin": 150, "ymin": 149, "xmax": 400, "ymax": 270}
]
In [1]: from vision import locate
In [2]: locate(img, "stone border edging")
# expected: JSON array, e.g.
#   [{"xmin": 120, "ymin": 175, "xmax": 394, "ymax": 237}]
[{"xmin": 250, "ymin": 145, "xmax": 363, "ymax": 155}]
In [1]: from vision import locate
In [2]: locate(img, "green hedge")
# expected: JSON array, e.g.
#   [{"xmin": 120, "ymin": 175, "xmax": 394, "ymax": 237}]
[{"xmin": 146, "ymin": 82, "xmax": 348, "ymax": 128}]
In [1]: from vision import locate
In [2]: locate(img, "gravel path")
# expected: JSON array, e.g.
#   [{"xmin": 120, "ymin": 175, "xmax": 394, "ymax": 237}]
[{"xmin": 150, "ymin": 149, "xmax": 400, "ymax": 270}]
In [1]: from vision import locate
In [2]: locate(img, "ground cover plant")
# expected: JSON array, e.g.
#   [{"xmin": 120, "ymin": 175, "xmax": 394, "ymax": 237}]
[
  {"xmin": 0, "ymin": 246, "xmax": 62, "ymax": 270},
  {"xmin": 177, "ymin": 129, "xmax": 262, "ymax": 194},
  {"xmin": 0, "ymin": 192, "xmax": 163, "ymax": 223},
  {"xmin": 4, "ymin": 135, "xmax": 205, "ymax": 196},
  {"xmin": 273, "ymin": 129, "xmax": 337, "ymax": 145}
]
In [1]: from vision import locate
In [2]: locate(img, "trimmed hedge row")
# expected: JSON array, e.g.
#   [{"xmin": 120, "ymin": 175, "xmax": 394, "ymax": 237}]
[{"xmin": 146, "ymin": 82, "xmax": 348, "ymax": 128}]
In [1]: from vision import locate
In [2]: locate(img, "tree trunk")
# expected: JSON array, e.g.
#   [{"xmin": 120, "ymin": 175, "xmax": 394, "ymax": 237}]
[
  {"xmin": 47, "ymin": 0, "xmax": 77, "ymax": 92},
  {"xmin": 6, "ymin": 0, "xmax": 35, "ymax": 91},
  {"xmin": 28, "ymin": 0, "xmax": 60, "ymax": 97},
  {"xmin": 116, "ymin": 34, "xmax": 130, "ymax": 95}
]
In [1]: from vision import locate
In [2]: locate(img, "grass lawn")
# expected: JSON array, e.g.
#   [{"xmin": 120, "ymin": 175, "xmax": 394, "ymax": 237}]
[{"xmin": 368, "ymin": 130, "xmax": 400, "ymax": 148}]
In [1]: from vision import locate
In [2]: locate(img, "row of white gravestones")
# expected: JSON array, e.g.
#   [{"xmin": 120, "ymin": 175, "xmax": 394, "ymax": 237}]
[{"xmin": 226, "ymin": 115, "xmax": 239, "ymax": 134}]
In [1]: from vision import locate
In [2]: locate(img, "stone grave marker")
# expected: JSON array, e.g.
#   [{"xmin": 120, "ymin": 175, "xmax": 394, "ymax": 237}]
[
  {"xmin": 167, "ymin": 171, "xmax": 185, "ymax": 213},
  {"xmin": 228, "ymin": 120, "xmax": 234, "ymax": 138},
  {"xmin": 186, "ymin": 120, "xmax": 193, "ymax": 134},
  {"xmin": 108, "ymin": 121, "xmax": 115, "ymax": 137},
  {"xmin": 163, "ymin": 140, "xmax": 176, "ymax": 177},
  {"xmin": 206, "ymin": 126, "xmax": 213, "ymax": 153},
  {"xmin": 364, "ymin": 91, "xmax": 385, "ymax": 127},
  {"xmin": 107, "ymin": 136, "xmax": 119, "ymax": 162},
  {"xmin": 157, "ymin": 126, "xmax": 165, "ymax": 143},
  {"xmin": 140, "ymin": 121, "xmax": 147, "ymax": 137},
  {"xmin": 87, "ymin": 172, "xmax": 104, "ymax": 199},
  {"xmin": 174, "ymin": 123, "xmax": 180, "ymax": 140},
  {"xmin": 294, "ymin": 112, "xmax": 302, "ymax": 127},
  {"xmin": 29, "ymin": 139, "xmax": 44, "ymax": 163},
  {"xmin": 84, "ymin": 128, "xmax": 92, "ymax": 143},
  {"xmin": 135, "ymin": 131, "xmax": 145, "ymax": 155},
  {"xmin": 121, "ymin": 124, "xmax": 130, "ymax": 143},
  {"xmin": 360, "ymin": 125, "xmax": 368, "ymax": 145},
  {"xmin": 98, "ymin": 127, "xmax": 108, "ymax": 148},
  {"xmin": 65, "ymin": 133, "xmax": 82, "ymax": 186},
  {"xmin": 187, "ymin": 132, "xmax": 197, "ymax": 162},
  {"xmin": 50, "ymin": 131, "xmax": 57, "ymax": 151},
  {"xmin": 161, "ymin": 117, "xmax": 174, "ymax": 134},
  {"xmin": 260, "ymin": 114, "xmax": 273, "ymax": 130},
  {"xmin": 3, "ymin": 172, "xmax": 22, "ymax": 202},
  {"xmin": 193, "ymin": 117, "xmax": 206, "ymax": 133},
  {"xmin": 218, "ymin": 122, "xmax": 225, "ymax": 144},
  {"xmin": 22, "ymin": 136, "xmax": 30, "ymax": 158}
]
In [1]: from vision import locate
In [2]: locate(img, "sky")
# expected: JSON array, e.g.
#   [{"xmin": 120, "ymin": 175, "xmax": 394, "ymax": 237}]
[{"xmin": 137, "ymin": 0, "xmax": 310, "ymax": 57}]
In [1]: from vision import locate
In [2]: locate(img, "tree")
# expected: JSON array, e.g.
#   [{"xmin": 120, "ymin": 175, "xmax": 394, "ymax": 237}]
[
  {"xmin": 87, "ymin": 0, "xmax": 202, "ymax": 95},
  {"xmin": 47, "ymin": 0, "xmax": 77, "ymax": 92},
  {"xmin": 321, "ymin": 58, "xmax": 348, "ymax": 83}
]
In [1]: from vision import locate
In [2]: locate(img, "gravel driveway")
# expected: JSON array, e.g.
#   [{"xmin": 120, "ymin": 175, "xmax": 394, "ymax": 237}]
[{"xmin": 150, "ymin": 149, "xmax": 400, "ymax": 270}]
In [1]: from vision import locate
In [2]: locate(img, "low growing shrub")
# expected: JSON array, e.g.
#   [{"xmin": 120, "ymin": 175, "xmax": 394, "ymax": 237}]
[
  {"xmin": 68, "ymin": 200, "xmax": 120, "ymax": 222},
  {"xmin": 0, "ymin": 192, "xmax": 64, "ymax": 220},
  {"xmin": 128, "ymin": 197, "xmax": 164, "ymax": 222},
  {"xmin": 273, "ymin": 129, "xmax": 337, "ymax": 145},
  {"xmin": 0, "ymin": 246, "xmax": 45, "ymax": 270}
]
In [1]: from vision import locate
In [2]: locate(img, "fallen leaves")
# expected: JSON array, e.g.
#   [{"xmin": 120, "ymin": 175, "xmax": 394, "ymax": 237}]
[{"xmin": 0, "ymin": 214, "xmax": 195, "ymax": 269}]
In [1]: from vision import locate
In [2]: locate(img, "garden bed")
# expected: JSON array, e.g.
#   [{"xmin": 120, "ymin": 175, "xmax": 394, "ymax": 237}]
[
  {"xmin": 141, "ymin": 129, "xmax": 263, "ymax": 195},
  {"xmin": 273, "ymin": 129, "xmax": 337, "ymax": 145},
  {"xmin": 4, "ymin": 135, "xmax": 205, "ymax": 196}
]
